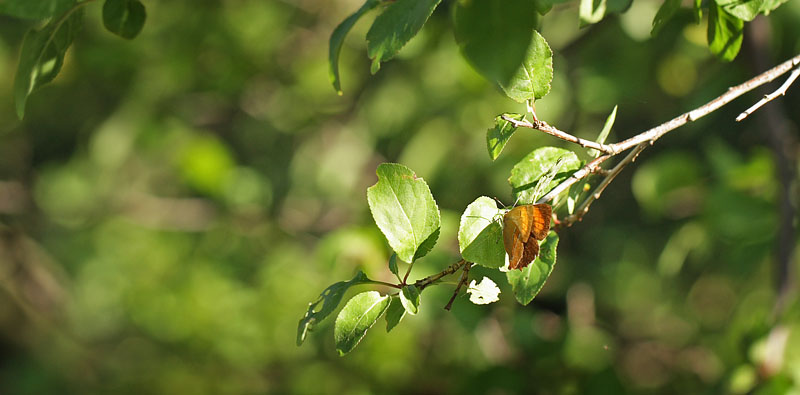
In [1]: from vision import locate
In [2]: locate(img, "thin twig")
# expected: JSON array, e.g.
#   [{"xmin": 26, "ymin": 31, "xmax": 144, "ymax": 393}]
[
  {"xmin": 444, "ymin": 262, "xmax": 473, "ymax": 311},
  {"xmin": 502, "ymin": 115, "xmax": 615, "ymax": 154},
  {"xmin": 737, "ymin": 67, "xmax": 800, "ymax": 122}
]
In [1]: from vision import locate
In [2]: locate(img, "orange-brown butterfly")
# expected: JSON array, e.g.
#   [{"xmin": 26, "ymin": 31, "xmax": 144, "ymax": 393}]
[{"xmin": 502, "ymin": 203, "xmax": 552, "ymax": 270}]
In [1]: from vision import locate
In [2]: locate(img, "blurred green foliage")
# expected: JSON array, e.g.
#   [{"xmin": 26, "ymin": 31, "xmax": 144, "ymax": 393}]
[{"xmin": 0, "ymin": 0, "xmax": 799, "ymax": 394}]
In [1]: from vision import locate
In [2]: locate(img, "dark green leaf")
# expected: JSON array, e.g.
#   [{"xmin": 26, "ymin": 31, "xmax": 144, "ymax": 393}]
[
  {"xmin": 13, "ymin": 8, "xmax": 83, "ymax": 119},
  {"xmin": 715, "ymin": 0, "xmax": 788, "ymax": 21},
  {"xmin": 388, "ymin": 253, "xmax": 400, "ymax": 280},
  {"xmin": 651, "ymin": 0, "xmax": 682, "ymax": 36},
  {"xmin": 366, "ymin": 0, "xmax": 442, "ymax": 74},
  {"xmin": 458, "ymin": 196, "xmax": 505, "ymax": 269},
  {"xmin": 334, "ymin": 291, "xmax": 391, "ymax": 355},
  {"xmin": 102, "ymin": 0, "xmax": 146, "ymax": 39},
  {"xmin": 499, "ymin": 30, "xmax": 553, "ymax": 102},
  {"xmin": 367, "ymin": 163, "xmax": 441, "ymax": 263},
  {"xmin": 487, "ymin": 113, "xmax": 523, "ymax": 161},
  {"xmin": 453, "ymin": 0, "xmax": 537, "ymax": 86},
  {"xmin": 328, "ymin": 0, "xmax": 381, "ymax": 94},
  {"xmin": 384, "ymin": 296, "xmax": 406, "ymax": 332},
  {"xmin": 399, "ymin": 285, "xmax": 420, "ymax": 315},
  {"xmin": 297, "ymin": 271, "xmax": 370, "ymax": 346},
  {"xmin": 707, "ymin": 4, "xmax": 743, "ymax": 62},
  {"xmin": 509, "ymin": 147, "xmax": 582, "ymax": 204},
  {"xmin": 607, "ymin": 0, "xmax": 633, "ymax": 13},
  {"xmin": 506, "ymin": 232, "xmax": 559, "ymax": 305},
  {"xmin": 0, "ymin": 0, "xmax": 74, "ymax": 19},
  {"xmin": 694, "ymin": 0, "xmax": 703, "ymax": 21}
]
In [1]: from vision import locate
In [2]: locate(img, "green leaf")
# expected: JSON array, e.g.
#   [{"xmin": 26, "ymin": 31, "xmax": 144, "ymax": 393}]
[
  {"xmin": 466, "ymin": 277, "xmax": 501, "ymax": 305},
  {"xmin": 715, "ymin": 0, "xmax": 789, "ymax": 21},
  {"xmin": 0, "ymin": 0, "xmax": 74, "ymax": 19},
  {"xmin": 459, "ymin": 197, "xmax": 505, "ymax": 269},
  {"xmin": 328, "ymin": 0, "xmax": 381, "ymax": 94},
  {"xmin": 707, "ymin": 4, "xmax": 743, "ymax": 62},
  {"xmin": 334, "ymin": 291, "xmax": 391, "ymax": 355},
  {"xmin": 487, "ymin": 113, "xmax": 523, "ymax": 161},
  {"xmin": 506, "ymin": 232, "xmax": 559, "ymax": 305},
  {"xmin": 589, "ymin": 105, "xmax": 617, "ymax": 158},
  {"xmin": 499, "ymin": 30, "xmax": 553, "ymax": 102},
  {"xmin": 509, "ymin": 147, "xmax": 582, "ymax": 205},
  {"xmin": 579, "ymin": 0, "xmax": 631, "ymax": 26},
  {"xmin": 367, "ymin": 163, "xmax": 441, "ymax": 263},
  {"xmin": 384, "ymin": 296, "xmax": 406, "ymax": 332},
  {"xmin": 694, "ymin": 0, "xmax": 703, "ymax": 21},
  {"xmin": 366, "ymin": 0, "xmax": 442, "ymax": 74},
  {"xmin": 399, "ymin": 285, "xmax": 420, "ymax": 315},
  {"xmin": 13, "ymin": 8, "xmax": 83, "ymax": 119},
  {"xmin": 388, "ymin": 253, "xmax": 400, "ymax": 281},
  {"xmin": 579, "ymin": 0, "xmax": 606, "ymax": 26},
  {"xmin": 453, "ymin": 0, "xmax": 537, "ymax": 86},
  {"xmin": 102, "ymin": 0, "xmax": 146, "ymax": 39},
  {"xmin": 297, "ymin": 271, "xmax": 370, "ymax": 346},
  {"xmin": 651, "ymin": 0, "xmax": 682, "ymax": 36}
]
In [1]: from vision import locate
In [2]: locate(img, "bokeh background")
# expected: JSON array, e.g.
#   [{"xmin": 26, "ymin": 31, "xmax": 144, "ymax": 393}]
[{"xmin": 1, "ymin": 0, "xmax": 799, "ymax": 393}]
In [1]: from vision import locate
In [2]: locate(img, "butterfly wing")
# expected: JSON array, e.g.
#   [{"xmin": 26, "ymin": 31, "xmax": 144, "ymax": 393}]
[
  {"xmin": 503, "ymin": 207, "xmax": 532, "ymax": 269},
  {"xmin": 529, "ymin": 203, "xmax": 552, "ymax": 241},
  {"xmin": 515, "ymin": 237, "xmax": 540, "ymax": 270}
]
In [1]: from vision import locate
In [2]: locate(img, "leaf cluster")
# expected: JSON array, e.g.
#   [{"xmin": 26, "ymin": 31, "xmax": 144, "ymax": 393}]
[{"xmin": 2, "ymin": 0, "xmax": 146, "ymax": 119}]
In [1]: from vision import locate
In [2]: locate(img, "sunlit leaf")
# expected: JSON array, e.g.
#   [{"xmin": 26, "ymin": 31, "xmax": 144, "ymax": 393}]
[
  {"xmin": 334, "ymin": 291, "xmax": 391, "ymax": 355},
  {"xmin": 297, "ymin": 271, "xmax": 370, "ymax": 346},
  {"xmin": 588, "ymin": 105, "xmax": 617, "ymax": 158},
  {"xmin": 715, "ymin": 0, "xmax": 789, "ymax": 21},
  {"xmin": 466, "ymin": 277, "xmax": 501, "ymax": 305},
  {"xmin": 499, "ymin": 30, "xmax": 553, "ymax": 102},
  {"xmin": 579, "ymin": 0, "xmax": 606, "ymax": 26},
  {"xmin": 509, "ymin": 147, "xmax": 582, "ymax": 205},
  {"xmin": 328, "ymin": 0, "xmax": 381, "ymax": 94},
  {"xmin": 367, "ymin": 163, "xmax": 441, "ymax": 263},
  {"xmin": 399, "ymin": 285, "xmax": 420, "ymax": 315},
  {"xmin": 487, "ymin": 113, "xmax": 523, "ymax": 161},
  {"xmin": 458, "ymin": 197, "xmax": 505, "ymax": 269},
  {"xmin": 13, "ymin": 8, "xmax": 83, "ymax": 119},
  {"xmin": 366, "ymin": 0, "xmax": 442, "ymax": 74},
  {"xmin": 453, "ymin": 0, "xmax": 537, "ymax": 86},
  {"xmin": 102, "ymin": 0, "xmax": 146, "ymax": 39},
  {"xmin": 707, "ymin": 4, "xmax": 743, "ymax": 62},
  {"xmin": 506, "ymin": 232, "xmax": 559, "ymax": 305}
]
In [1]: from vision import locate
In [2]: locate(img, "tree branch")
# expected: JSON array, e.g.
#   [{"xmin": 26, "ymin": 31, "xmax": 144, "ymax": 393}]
[
  {"xmin": 414, "ymin": 259, "xmax": 467, "ymax": 291},
  {"xmin": 532, "ymin": 53, "xmax": 800, "ymax": 224}
]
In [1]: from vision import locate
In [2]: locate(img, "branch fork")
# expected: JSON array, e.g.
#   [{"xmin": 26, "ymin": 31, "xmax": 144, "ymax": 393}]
[{"xmin": 508, "ymin": 53, "xmax": 800, "ymax": 226}]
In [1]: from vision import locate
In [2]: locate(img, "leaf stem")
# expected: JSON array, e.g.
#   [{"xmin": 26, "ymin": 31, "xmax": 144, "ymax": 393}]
[{"xmin": 366, "ymin": 279, "xmax": 403, "ymax": 289}]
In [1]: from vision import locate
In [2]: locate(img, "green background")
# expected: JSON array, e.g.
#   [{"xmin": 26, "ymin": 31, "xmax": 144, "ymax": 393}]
[{"xmin": 1, "ymin": 0, "xmax": 799, "ymax": 393}]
